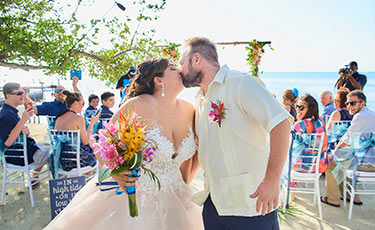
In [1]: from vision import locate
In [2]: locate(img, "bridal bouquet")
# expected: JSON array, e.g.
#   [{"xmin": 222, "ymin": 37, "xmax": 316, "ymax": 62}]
[{"xmin": 93, "ymin": 112, "xmax": 159, "ymax": 217}]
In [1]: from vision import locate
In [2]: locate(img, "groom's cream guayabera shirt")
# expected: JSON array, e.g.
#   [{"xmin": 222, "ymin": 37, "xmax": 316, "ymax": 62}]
[{"xmin": 190, "ymin": 65, "xmax": 293, "ymax": 217}]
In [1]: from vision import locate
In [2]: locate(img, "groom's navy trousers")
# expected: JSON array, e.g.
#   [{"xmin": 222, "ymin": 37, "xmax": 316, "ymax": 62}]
[{"xmin": 202, "ymin": 196, "xmax": 279, "ymax": 230}]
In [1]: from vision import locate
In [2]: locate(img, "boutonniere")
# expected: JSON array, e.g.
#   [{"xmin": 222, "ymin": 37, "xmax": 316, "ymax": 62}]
[{"xmin": 208, "ymin": 100, "xmax": 227, "ymax": 127}]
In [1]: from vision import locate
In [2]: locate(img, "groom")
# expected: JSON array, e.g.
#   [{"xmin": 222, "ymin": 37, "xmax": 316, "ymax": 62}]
[{"xmin": 180, "ymin": 37, "xmax": 293, "ymax": 229}]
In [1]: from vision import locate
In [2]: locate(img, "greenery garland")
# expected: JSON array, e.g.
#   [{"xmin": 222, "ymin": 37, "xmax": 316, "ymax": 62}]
[
  {"xmin": 162, "ymin": 43, "xmax": 180, "ymax": 64},
  {"xmin": 246, "ymin": 39, "xmax": 273, "ymax": 77}
]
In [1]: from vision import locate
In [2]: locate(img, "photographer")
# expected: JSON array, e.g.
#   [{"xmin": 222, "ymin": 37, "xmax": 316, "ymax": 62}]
[
  {"xmin": 336, "ymin": 61, "xmax": 367, "ymax": 91},
  {"xmin": 116, "ymin": 67, "xmax": 136, "ymax": 99}
]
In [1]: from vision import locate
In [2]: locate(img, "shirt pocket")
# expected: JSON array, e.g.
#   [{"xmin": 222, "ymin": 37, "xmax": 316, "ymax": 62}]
[{"xmin": 219, "ymin": 172, "xmax": 252, "ymax": 209}]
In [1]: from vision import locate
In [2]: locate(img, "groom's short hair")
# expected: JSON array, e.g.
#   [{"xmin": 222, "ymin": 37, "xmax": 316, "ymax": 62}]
[{"xmin": 184, "ymin": 37, "xmax": 219, "ymax": 64}]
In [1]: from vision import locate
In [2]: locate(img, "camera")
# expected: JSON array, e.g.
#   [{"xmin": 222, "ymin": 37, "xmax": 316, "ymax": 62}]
[
  {"xmin": 339, "ymin": 65, "xmax": 351, "ymax": 75},
  {"xmin": 127, "ymin": 67, "xmax": 136, "ymax": 77}
]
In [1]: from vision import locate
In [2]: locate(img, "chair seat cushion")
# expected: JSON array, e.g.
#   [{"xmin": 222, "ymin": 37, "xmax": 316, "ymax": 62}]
[
  {"xmin": 346, "ymin": 169, "xmax": 375, "ymax": 177},
  {"xmin": 291, "ymin": 171, "xmax": 322, "ymax": 180},
  {"xmin": 57, "ymin": 164, "xmax": 97, "ymax": 175},
  {"xmin": 4, "ymin": 162, "xmax": 46, "ymax": 171}
]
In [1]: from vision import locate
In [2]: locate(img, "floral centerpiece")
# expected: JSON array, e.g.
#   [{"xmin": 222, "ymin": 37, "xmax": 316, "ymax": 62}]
[
  {"xmin": 246, "ymin": 39, "xmax": 273, "ymax": 77},
  {"xmin": 93, "ymin": 112, "xmax": 159, "ymax": 217}
]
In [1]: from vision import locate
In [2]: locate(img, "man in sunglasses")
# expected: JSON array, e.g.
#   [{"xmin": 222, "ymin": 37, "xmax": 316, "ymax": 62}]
[
  {"xmin": 0, "ymin": 82, "xmax": 49, "ymax": 185},
  {"xmin": 322, "ymin": 90, "xmax": 375, "ymax": 207},
  {"xmin": 33, "ymin": 76, "xmax": 80, "ymax": 117}
]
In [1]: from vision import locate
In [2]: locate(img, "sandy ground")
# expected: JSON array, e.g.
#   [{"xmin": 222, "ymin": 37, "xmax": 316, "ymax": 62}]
[{"xmin": 1, "ymin": 124, "xmax": 375, "ymax": 229}]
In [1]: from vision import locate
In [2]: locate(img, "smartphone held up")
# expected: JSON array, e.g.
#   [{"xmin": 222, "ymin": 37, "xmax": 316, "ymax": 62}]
[{"xmin": 24, "ymin": 101, "xmax": 33, "ymax": 111}]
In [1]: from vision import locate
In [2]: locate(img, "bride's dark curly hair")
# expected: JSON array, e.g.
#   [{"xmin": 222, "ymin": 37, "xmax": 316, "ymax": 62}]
[{"xmin": 125, "ymin": 58, "xmax": 169, "ymax": 100}]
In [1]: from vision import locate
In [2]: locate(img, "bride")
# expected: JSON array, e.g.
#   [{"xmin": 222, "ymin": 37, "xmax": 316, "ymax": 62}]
[{"xmin": 44, "ymin": 58, "xmax": 203, "ymax": 230}]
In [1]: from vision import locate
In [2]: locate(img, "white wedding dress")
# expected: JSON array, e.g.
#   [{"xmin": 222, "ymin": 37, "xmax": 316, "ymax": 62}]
[{"xmin": 44, "ymin": 126, "xmax": 203, "ymax": 230}]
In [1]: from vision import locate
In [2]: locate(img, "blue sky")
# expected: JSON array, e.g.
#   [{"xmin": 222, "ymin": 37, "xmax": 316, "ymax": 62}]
[
  {"xmin": 1, "ymin": 0, "xmax": 374, "ymax": 105},
  {"xmin": 150, "ymin": 0, "xmax": 374, "ymax": 72}
]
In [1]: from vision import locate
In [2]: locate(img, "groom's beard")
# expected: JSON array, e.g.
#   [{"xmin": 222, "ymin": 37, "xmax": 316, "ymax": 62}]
[{"xmin": 180, "ymin": 63, "xmax": 203, "ymax": 88}]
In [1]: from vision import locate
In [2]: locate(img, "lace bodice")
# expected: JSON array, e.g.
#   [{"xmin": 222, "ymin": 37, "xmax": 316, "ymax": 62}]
[{"xmin": 137, "ymin": 125, "xmax": 196, "ymax": 205}]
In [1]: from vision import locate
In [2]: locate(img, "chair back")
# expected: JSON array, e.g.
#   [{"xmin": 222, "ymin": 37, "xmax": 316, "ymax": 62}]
[
  {"xmin": 0, "ymin": 134, "xmax": 28, "ymax": 167},
  {"xmin": 350, "ymin": 132, "xmax": 375, "ymax": 166},
  {"xmin": 329, "ymin": 120, "xmax": 351, "ymax": 142},
  {"xmin": 49, "ymin": 129, "xmax": 80, "ymax": 178},
  {"xmin": 86, "ymin": 117, "xmax": 111, "ymax": 133},
  {"xmin": 46, "ymin": 116, "xmax": 56, "ymax": 130},
  {"xmin": 292, "ymin": 132, "xmax": 325, "ymax": 174}
]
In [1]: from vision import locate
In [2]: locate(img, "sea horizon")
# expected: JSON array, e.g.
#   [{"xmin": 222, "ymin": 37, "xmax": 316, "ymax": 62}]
[{"xmin": 1, "ymin": 69, "xmax": 374, "ymax": 113}]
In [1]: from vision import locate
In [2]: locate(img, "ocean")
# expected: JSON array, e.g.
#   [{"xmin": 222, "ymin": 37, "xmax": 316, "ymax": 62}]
[
  {"xmin": 179, "ymin": 71, "xmax": 375, "ymax": 112},
  {"xmin": 1, "ymin": 70, "xmax": 374, "ymax": 114}
]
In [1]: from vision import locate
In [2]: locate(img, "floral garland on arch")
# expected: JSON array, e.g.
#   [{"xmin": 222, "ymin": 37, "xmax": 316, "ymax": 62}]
[
  {"xmin": 162, "ymin": 43, "xmax": 180, "ymax": 64},
  {"xmin": 246, "ymin": 40, "xmax": 273, "ymax": 77}
]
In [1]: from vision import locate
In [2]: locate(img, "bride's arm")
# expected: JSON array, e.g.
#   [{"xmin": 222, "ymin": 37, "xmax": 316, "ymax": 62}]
[
  {"xmin": 180, "ymin": 101, "xmax": 200, "ymax": 184},
  {"xmin": 180, "ymin": 151, "xmax": 200, "ymax": 184}
]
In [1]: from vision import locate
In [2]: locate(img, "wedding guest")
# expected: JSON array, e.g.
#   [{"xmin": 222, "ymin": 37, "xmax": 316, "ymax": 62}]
[
  {"xmin": 33, "ymin": 77, "xmax": 80, "ymax": 117},
  {"xmin": 0, "ymin": 82, "xmax": 49, "ymax": 188},
  {"xmin": 282, "ymin": 89, "xmax": 298, "ymax": 121},
  {"xmin": 320, "ymin": 90, "xmax": 335, "ymax": 122},
  {"xmin": 99, "ymin": 92, "xmax": 115, "ymax": 119},
  {"xmin": 327, "ymin": 88, "xmax": 352, "ymax": 129},
  {"xmin": 322, "ymin": 90, "xmax": 375, "ymax": 207},
  {"xmin": 293, "ymin": 94, "xmax": 329, "ymax": 173},
  {"xmin": 84, "ymin": 94, "xmax": 99, "ymax": 118},
  {"xmin": 54, "ymin": 90, "xmax": 99, "ymax": 172}
]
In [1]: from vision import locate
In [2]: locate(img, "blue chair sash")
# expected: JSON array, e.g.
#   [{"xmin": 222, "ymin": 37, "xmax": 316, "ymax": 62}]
[
  {"xmin": 332, "ymin": 133, "xmax": 375, "ymax": 186},
  {"xmin": 0, "ymin": 134, "xmax": 24, "ymax": 159},
  {"xmin": 48, "ymin": 134, "xmax": 73, "ymax": 179},
  {"xmin": 281, "ymin": 133, "xmax": 313, "ymax": 184}
]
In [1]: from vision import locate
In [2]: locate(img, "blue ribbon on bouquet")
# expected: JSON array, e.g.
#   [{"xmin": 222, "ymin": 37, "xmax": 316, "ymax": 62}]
[{"xmin": 96, "ymin": 169, "xmax": 140, "ymax": 195}]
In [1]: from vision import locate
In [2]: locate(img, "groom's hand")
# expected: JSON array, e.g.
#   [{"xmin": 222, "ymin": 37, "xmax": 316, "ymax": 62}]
[{"xmin": 249, "ymin": 179, "xmax": 279, "ymax": 216}]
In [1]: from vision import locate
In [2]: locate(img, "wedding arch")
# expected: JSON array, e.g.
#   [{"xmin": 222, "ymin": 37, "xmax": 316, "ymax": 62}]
[{"xmin": 157, "ymin": 40, "xmax": 272, "ymax": 77}]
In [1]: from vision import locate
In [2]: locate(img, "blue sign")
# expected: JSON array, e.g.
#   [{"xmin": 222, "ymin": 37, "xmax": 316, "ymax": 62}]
[
  {"xmin": 49, "ymin": 176, "xmax": 86, "ymax": 219},
  {"xmin": 70, "ymin": 69, "xmax": 82, "ymax": 80}
]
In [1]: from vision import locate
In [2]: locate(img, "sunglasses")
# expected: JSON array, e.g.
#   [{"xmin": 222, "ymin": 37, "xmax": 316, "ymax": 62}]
[
  {"xmin": 55, "ymin": 89, "xmax": 63, "ymax": 93},
  {"xmin": 295, "ymin": 104, "xmax": 305, "ymax": 110},
  {"xmin": 345, "ymin": 100, "xmax": 363, "ymax": 107},
  {"xmin": 10, "ymin": 91, "xmax": 25, "ymax": 96}
]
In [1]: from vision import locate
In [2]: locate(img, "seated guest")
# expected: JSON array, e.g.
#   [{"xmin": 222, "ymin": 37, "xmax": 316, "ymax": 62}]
[
  {"xmin": 322, "ymin": 90, "xmax": 375, "ymax": 207},
  {"xmin": 320, "ymin": 90, "xmax": 335, "ymax": 122},
  {"xmin": 33, "ymin": 77, "xmax": 80, "ymax": 117},
  {"xmin": 327, "ymin": 88, "xmax": 352, "ymax": 129},
  {"xmin": 84, "ymin": 94, "xmax": 99, "ymax": 118},
  {"xmin": 0, "ymin": 82, "xmax": 49, "ymax": 187},
  {"xmin": 99, "ymin": 91, "xmax": 115, "ymax": 119},
  {"xmin": 282, "ymin": 89, "xmax": 298, "ymax": 121},
  {"xmin": 54, "ymin": 91, "xmax": 100, "ymax": 172},
  {"xmin": 293, "ymin": 94, "xmax": 329, "ymax": 173}
]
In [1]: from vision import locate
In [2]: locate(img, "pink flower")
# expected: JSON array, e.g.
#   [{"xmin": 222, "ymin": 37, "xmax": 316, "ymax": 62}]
[
  {"xmin": 209, "ymin": 100, "xmax": 227, "ymax": 127},
  {"xmin": 102, "ymin": 121, "xmax": 118, "ymax": 137},
  {"xmin": 100, "ymin": 144, "xmax": 124, "ymax": 170}
]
